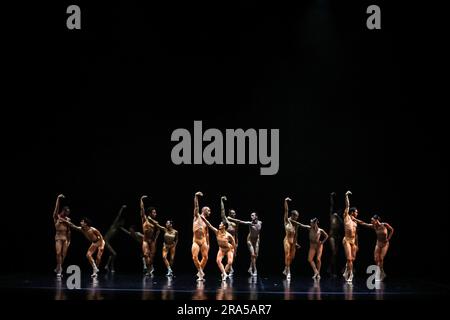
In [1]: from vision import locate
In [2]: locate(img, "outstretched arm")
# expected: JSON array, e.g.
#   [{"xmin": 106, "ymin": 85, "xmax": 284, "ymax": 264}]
[
  {"xmin": 53, "ymin": 194, "xmax": 65, "ymax": 223},
  {"xmin": 60, "ymin": 218, "xmax": 82, "ymax": 231},
  {"xmin": 140, "ymin": 195, "xmax": 148, "ymax": 224},
  {"xmin": 201, "ymin": 216, "xmax": 218, "ymax": 234},
  {"xmin": 290, "ymin": 219, "xmax": 310, "ymax": 229},
  {"xmin": 385, "ymin": 223, "xmax": 394, "ymax": 241},
  {"xmin": 320, "ymin": 229, "xmax": 329, "ymax": 244},
  {"xmin": 344, "ymin": 191, "xmax": 352, "ymax": 219},
  {"xmin": 354, "ymin": 218, "xmax": 373, "ymax": 228},
  {"xmin": 194, "ymin": 192, "xmax": 203, "ymax": 218},
  {"xmin": 221, "ymin": 196, "xmax": 229, "ymax": 224},
  {"xmin": 284, "ymin": 197, "xmax": 291, "ymax": 225},
  {"xmin": 228, "ymin": 217, "xmax": 251, "ymax": 226},
  {"xmin": 147, "ymin": 216, "xmax": 167, "ymax": 233}
]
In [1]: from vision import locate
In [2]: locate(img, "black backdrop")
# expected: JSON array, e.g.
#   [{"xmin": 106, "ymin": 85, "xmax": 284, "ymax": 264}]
[{"xmin": 2, "ymin": 0, "xmax": 448, "ymax": 284}]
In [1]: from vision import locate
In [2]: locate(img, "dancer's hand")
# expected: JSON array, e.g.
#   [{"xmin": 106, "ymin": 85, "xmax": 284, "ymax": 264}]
[
  {"xmin": 122, "ymin": 205, "xmax": 127, "ymax": 209},
  {"xmin": 285, "ymin": 197, "xmax": 292, "ymax": 202},
  {"xmin": 195, "ymin": 192, "xmax": 203, "ymax": 197},
  {"xmin": 346, "ymin": 191, "xmax": 352, "ymax": 196},
  {"xmin": 141, "ymin": 195, "xmax": 148, "ymax": 200},
  {"xmin": 330, "ymin": 192, "xmax": 336, "ymax": 197},
  {"xmin": 221, "ymin": 196, "xmax": 227, "ymax": 201},
  {"xmin": 58, "ymin": 194, "xmax": 65, "ymax": 199}
]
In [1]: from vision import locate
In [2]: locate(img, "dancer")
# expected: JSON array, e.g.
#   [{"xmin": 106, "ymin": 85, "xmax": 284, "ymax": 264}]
[
  {"xmin": 146, "ymin": 216, "xmax": 179, "ymax": 277},
  {"xmin": 62, "ymin": 217, "xmax": 105, "ymax": 277},
  {"xmin": 295, "ymin": 218, "xmax": 329, "ymax": 279},
  {"xmin": 342, "ymin": 190, "xmax": 359, "ymax": 282},
  {"xmin": 220, "ymin": 196, "xmax": 239, "ymax": 276},
  {"xmin": 328, "ymin": 192, "xmax": 343, "ymax": 277},
  {"xmin": 228, "ymin": 212, "xmax": 262, "ymax": 277},
  {"xmin": 104, "ymin": 205, "xmax": 126, "ymax": 273},
  {"xmin": 120, "ymin": 226, "xmax": 147, "ymax": 273},
  {"xmin": 283, "ymin": 197, "xmax": 300, "ymax": 280},
  {"xmin": 354, "ymin": 215, "xmax": 394, "ymax": 280},
  {"xmin": 201, "ymin": 215, "xmax": 236, "ymax": 281},
  {"xmin": 192, "ymin": 191, "xmax": 211, "ymax": 281},
  {"xmin": 53, "ymin": 194, "xmax": 71, "ymax": 277},
  {"xmin": 140, "ymin": 195, "xmax": 160, "ymax": 276}
]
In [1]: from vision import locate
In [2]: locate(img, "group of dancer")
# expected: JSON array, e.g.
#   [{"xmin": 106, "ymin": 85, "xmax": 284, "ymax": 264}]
[{"xmin": 53, "ymin": 190, "xmax": 394, "ymax": 282}]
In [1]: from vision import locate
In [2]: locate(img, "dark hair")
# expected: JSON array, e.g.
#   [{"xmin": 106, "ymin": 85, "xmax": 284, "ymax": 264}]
[
  {"xmin": 222, "ymin": 221, "xmax": 229, "ymax": 229},
  {"xmin": 372, "ymin": 215, "xmax": 380, "ymax": 221},
  {"xmin": 349, "ymin": 207, "xmax": 358, "ymax": 214},
  {"xmin": 290, "ymin": 210, "xmax": 299, "ymax": 217},
  {"xmin": 81, "ymin": 217, "xmax": 92, "ymax": 226},
  {"xmin": 147, "ymin": 207, "xmax": 156, "ymax": 215},
  {"xmin": 310, "ymin": 217, "xmax": 319, "ymax": 224}
]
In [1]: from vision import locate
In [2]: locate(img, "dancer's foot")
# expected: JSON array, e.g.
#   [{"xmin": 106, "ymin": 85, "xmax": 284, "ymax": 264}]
[{"xmin": 221, "ymin": 273, "xmax": 228, "ymax": 281}]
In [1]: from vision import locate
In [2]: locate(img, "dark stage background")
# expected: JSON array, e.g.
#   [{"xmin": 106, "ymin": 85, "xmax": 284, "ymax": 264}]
[{"xmin": 2, "ymin": 0, "xmax": 448, "ymax": 286}]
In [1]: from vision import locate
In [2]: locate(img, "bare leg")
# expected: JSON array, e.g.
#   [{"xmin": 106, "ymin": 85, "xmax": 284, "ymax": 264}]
[
  {"xmin": 143, "ymin": 241, "xmax": 152, "ymax": 275},
  {"xmin": 86, "ymin": 244, "xmax": 99, "ymax": 276},
  {"xmin": 95, "ymin": 244, "xmax": 104, "ymax": 268},
  {"xmin": 316, "ymin": 244, "xmax": 323, "ymax": 277},
  {"xmin": 225, "ymin": 250, "xmax": 234, "ymax": 274},
  {"xmin": 379, "ymin": 243, "xmax": 389, "ymax": 279},
  {"xmin": 216, "ymin": 250, "xmax": 227, "ymax": 280},
  {"xmin": 308, "ymin": 245, "xmax": 319, "ymax": 277},
  {"xmin": 283, "ymin": 239, "xmax": 291, "ymax": 276},
  {"xmin": 192, "ymin": 242, "xmax": 203, "ymax": 280},
  {"xmin": 200, "ymin": 243, "xmax": 209, "ymax": 271},
  {"xmin": 248, "ymin": 241, "xmax": 255, "ymax": 275},
  {"xmin": 55, "ymin": 240, "xmax": 64, "ymax": 275},
  {"xmin": 148, "ymin": 241, "xmax": 157, "ymax": 274},
  {"xmin": 162, "ymin": 246, "xmax": 170, "ymax": 269},
  {"xmin": 342, "ymin": 240, "xmax": 353, "ymax": 281}
]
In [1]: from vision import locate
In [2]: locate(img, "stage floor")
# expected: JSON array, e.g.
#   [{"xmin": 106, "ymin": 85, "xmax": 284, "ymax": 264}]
[{"xmin": 1, "ymin": 273, "xmax": 448, "ymax": 300}]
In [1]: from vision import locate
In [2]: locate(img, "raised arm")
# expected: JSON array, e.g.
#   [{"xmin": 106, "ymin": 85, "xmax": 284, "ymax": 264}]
[
  {"xmin": 320, "ymin": 229, "xmax": 329, "ymax": 244},
  {"xmin": 53, "ymin": 194, "xmax": 65, "ymax": 223},
  {"xmin": 284, "ymin": 197, "xmax": 291, "ymax": 225},
  {"xmin": 344, "ymin": 191, "xmax": 352, "ymax": 219},
  {"xmin": 329, "ymin": 192, "xmax": 336, "ymax": 216},
  {"xmin": 194, "ymin": 191, "xmax": 203, "ymax": 218},
  {"xmin": 201, "ymin": 216, "xmax": 218, "ymax": 234},
  {"xmin": 221, "ymin": 196, "xmax": 230, "ymax": 225},
  {"xmin": 140, "ymin": 195, "xmax": 148, "ymax": 223},
  {"xmin": 385, "ymin": 223, "xmax": 394, "ymax": 241}
]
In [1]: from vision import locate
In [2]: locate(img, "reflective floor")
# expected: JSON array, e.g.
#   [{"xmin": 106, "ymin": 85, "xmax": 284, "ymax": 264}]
[{"xmin": 1, "ymin": 273, "xmax": 448, "ymax": 300}]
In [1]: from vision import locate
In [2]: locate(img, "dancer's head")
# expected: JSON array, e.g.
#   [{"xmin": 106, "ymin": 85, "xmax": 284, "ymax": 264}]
[
  {"xmin": 219, "ymin": 221, "xmax": 228, "ymax": 231},
  {"xmin": 349, "ymin": 207, "xmax": 358, "ymax": 218},
  {"xmin": 251, "ymin": 212, "xmax": 258, "ymax": 221},
  {"xmin": 166, "ymin": 220, "xmax": 173, "ymax": 229},
  {"xmin": 147, "ymin": 207, "xmax": 157, "ymax": 219},
  {"xmin": 371, "ymin": 215, "xmax": 381, "ymax": 225},
  {"xmin": 290, "ymin": 210, "xmax": 299, "ymax": 221},
  {"xmin": 310, "ymin": 217, "xmax": 319, "ymax": 227},
  {"xmin": 60, "ymin": 206, "xmax": 71, "ymax": 217},
  {"xmin": 228, "ymin": 209, "xmax": 236, "ymax": 218},
  {"xmin": 80, "ymin": 217, "xmax": 92, "ymax": 228},
  {"xmin": 202, "ymin": 206, "xmax": 211, "ymax": 217}
]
